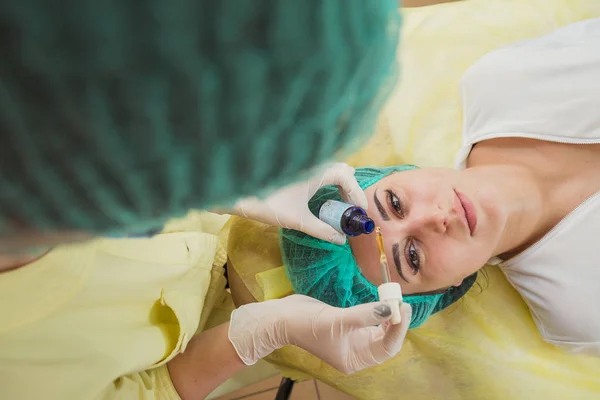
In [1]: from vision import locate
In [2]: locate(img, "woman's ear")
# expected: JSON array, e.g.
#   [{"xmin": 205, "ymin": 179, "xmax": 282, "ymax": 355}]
[{"xmin": 453, "ymin": 279, "xmax": 464, "ymax": 287}]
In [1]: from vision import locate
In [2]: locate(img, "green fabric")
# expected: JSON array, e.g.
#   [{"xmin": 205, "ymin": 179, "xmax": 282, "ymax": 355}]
[
  {"xmin": 0, "ymin": 0, "xmax": 401, "ymax": 236},
  {"xmin": 280, "ymin": 166, "xmax": 477, "ymax": 329}
]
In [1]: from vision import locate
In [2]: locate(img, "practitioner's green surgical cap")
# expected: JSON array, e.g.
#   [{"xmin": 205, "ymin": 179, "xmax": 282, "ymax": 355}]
[
  {"xmin": 280, "ymin": 166, "xmax": 477, "ymax": 329},
  {"xmin": 0, "ymin": 0, "xmax": 400, "ymax": 236}
]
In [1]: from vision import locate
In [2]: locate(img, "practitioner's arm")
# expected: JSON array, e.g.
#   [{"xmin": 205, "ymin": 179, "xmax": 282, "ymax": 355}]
[{"xmin": 167, "ymin": 322, "xmax": 244, "ymax": 399}]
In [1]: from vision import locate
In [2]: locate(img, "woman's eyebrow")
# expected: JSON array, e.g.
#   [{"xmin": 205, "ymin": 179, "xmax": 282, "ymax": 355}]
[
  {"xmin": 373, "ymin": 189, "xmax": 390, "ymax": 221},
  {"xmin": 392, "ymin": 243, "xmax": 409, "ymax": 283}
]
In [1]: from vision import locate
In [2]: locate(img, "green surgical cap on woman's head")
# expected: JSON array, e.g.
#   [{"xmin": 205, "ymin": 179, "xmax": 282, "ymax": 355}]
[
  {"xmin": 280, "ymin": 166, "xmax": 478, "ymax": 329},
  {"xmin": 0, "ymin": 0, "xmax": 401, "ymax": 236}
]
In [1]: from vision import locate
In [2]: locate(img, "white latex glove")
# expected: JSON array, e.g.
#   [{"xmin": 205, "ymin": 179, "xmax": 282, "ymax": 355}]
[
  {"xmin": 228, "ymin": 294, "xmax": 412, "ymax": 374},
  {"xmin": 233, "ymin": 163, "xmax": 368, "ymax": 245}
]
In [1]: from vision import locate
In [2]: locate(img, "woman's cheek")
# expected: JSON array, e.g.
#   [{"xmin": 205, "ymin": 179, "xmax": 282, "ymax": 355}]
[{"xmin": 349, "ymin": 237, "xmax": 383, "ymax": 285}]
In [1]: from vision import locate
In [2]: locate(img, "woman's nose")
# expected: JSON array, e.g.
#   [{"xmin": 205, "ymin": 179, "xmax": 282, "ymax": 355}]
[{"xmin": 411, "ymin": 208, "xmax": 447, "ymax": 234}]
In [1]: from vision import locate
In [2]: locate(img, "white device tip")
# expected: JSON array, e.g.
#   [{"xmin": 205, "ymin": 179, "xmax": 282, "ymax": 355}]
[{"xmin": 377, "ymin": 282, "xmax": 403, "ymax": 325}]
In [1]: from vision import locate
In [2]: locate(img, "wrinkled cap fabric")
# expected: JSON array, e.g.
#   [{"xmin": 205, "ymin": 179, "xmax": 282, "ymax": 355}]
[
  {"xmin": 280, "ymin": 166, "xmax": 477, "ymax": 328},
  {"xmin": 0, "ymin": 0, "xmax": 401, "ymax": 237}
]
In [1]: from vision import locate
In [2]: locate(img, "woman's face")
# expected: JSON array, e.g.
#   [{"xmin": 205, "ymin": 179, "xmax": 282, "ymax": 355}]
[{"xmin": 349, "ymin": 168, "xmax": 507, "ymax": 295}]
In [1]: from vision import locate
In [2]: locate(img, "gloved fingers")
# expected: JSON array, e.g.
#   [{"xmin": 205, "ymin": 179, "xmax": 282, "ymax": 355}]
[
  {"xmin": 228, "ymin": 308, "xmax": 262, "ymax": 366},
  {"xmin": 284, "ymin": 293, "xmax": 321, "ymax": 303},
  {"xmin": 233, "ymin": 196, "xmax": 298, "ymax": 230},
  {"xmin": 341, "ymin": 301, "xmax": 394, "ymax": 330},
  {"xmin": 377, "ymin": 303, "xmax": 412, "ymax": 358},
  {"xmin": 314, "ymin": 163, "xmax": 368, "ymax": 209},
  {"xmin": 298, "ymin": 215, "xmax": 347, "ymax": 244},
  {"xmin": 338, "ymin": 179, "xmax": 368, "ymax": 210},
  {"xmin": 233, "ymin": 197, "xmax": 267, "ymax": 220}
]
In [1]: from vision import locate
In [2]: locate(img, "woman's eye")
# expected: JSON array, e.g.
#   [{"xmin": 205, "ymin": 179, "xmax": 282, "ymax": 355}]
[
  {"xmin": 386, "ymin": 190, "xmax": 403, "ymax": 216},
  {"xmin": 407, "ymin": 241, "xmax": 420, "ymax": 273}
]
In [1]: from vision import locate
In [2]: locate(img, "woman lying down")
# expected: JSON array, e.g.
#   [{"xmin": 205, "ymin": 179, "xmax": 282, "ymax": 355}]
[{"xmin": 279, "ymin": 18, "xmax": 600, "ymax": 357}]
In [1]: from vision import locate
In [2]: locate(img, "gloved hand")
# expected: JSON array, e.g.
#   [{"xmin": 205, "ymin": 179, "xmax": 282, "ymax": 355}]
[
  {"xmin": 228, "ymin": 294, "xmax": 412, "ymax": 374},
  {"xmin": 233, "ymin": 163, "xmax": 367, "ymax": 245}
]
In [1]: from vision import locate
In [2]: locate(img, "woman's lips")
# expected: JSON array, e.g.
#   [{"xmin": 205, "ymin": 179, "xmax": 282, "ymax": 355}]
[
  {"xmin": 454, "ymin": 192, "xmax": 470, "ymax": 233},
  {"xmin": 455, "ymin": 190, "xmax": 478, "ymax": 236}
]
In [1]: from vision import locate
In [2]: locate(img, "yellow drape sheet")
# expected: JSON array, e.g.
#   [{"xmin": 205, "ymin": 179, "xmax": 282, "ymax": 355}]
[{"xmin": 228, "ymin": 0, "xmax": 600, "ymax": 398}]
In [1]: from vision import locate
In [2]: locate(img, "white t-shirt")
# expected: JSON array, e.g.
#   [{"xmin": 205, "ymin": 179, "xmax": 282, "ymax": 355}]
[{"xmin": 455, "ymin": 18, "xmax": 600, "ymax": 357}]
